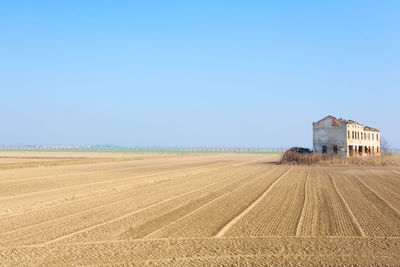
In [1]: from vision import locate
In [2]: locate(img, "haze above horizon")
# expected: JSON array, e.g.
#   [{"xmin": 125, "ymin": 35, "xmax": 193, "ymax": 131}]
[{"xmin": 1, "ymin": 1, "xmax": 399, "ymax": 148}]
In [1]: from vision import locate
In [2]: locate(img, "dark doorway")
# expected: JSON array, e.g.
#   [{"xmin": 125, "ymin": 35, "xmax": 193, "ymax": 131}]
[
  {"xmin": 358, "ymin": 146, "xmax": 362, "ymax": 156},
  {"xmin": 349, "ymin": 145, "xmax": 353, "ymax": 157},
  {"xmin": 333, "ymin": 145, "xmax": 338, "ymax": 154},
  {"xmin": 322, "ymin": 145, "xmax": 327, "ymax": 154}
]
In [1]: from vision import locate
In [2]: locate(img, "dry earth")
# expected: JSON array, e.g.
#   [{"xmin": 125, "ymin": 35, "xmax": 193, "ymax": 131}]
[{"xmin": 0, "ymin": 151, "xmax": 400, "ymax": 266}]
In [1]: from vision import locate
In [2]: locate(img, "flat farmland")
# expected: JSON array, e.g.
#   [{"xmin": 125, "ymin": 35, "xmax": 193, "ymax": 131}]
[{"xmin": 1, "ymin": 152, "xmax": 400, "ymax": 266}]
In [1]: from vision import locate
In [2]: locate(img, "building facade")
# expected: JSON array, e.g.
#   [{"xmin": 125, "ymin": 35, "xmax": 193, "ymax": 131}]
[{"xmin": 313, "ymin": 115, "xmax": 380, "ymax": 157}]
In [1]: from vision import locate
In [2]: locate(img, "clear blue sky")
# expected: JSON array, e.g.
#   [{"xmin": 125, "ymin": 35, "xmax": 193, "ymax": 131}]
[{"xmin": 1, "ymin": 1, "xmax": 399, "ymax": 148}]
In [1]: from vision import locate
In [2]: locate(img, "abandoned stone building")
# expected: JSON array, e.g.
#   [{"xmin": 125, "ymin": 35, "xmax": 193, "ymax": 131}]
[{"xmin": 313, "ymin": 115, "xmax": 380, "ymax": 157}]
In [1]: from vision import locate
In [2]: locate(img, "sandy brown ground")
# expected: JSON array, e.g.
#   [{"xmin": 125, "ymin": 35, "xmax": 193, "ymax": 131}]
[{"xmin": 0, "ymin": 152, "xmax": 399, "ymax": 266}]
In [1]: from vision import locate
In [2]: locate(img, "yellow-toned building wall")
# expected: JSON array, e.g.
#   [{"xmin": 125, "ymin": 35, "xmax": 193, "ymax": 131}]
[{"xmin": 346, "ymin": 124, "xmax": 380, "ymax": 157}]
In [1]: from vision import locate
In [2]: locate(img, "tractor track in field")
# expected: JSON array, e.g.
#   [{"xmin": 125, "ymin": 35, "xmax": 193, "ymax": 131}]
[
  {"xmin": 41, "ymin": 168, "xmax": 251, "ymax": 245},
  {"xmin": 327, "ymin": 172, "xmax": 366, "ymax": 237},
  {"xmin": 215, "ymin": 167, "xmax": 293, "ymax": 237},
  {"xmin": 352, "ymin": 173, "xmax": 400, "ymax": 217},
  {"xmin": 295, "ymin": 168, "xmax": 310, "ymax": 236}
]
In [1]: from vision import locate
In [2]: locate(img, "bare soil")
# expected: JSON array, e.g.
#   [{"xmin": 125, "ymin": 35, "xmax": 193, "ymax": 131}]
[{"xmin": 0, "ymin": 152, "xmax": 399, "ymax": 266}]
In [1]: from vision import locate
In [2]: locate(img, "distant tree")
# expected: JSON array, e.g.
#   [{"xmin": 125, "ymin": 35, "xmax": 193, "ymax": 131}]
[{"xmin": 380, "ymin": 137, "xmax": 390, "ymax": 154}]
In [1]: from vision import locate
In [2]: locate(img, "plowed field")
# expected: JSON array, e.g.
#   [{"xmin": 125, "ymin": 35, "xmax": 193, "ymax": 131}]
[{"xmin": 1, "ymin": 152, "xmax": 399, "ymax": 266}]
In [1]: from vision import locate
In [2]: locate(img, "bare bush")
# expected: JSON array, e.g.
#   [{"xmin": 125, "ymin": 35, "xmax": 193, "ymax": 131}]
[
  {"xmin": 280, "ymin": 151, "xmax": 325, "ymax": 165},
  {"xmin": 280, "ymin": 152, "xmax": 400, "ymax": 167}
]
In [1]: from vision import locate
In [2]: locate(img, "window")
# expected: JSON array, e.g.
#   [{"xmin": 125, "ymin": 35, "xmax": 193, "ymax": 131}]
[
  {"xmin": 348, "ymin": 131, "xmax": 350, "ymax": 139},
  {"xmin": 352, "ymin": 131, "xmax": 354, "ymax": 139},
  {"xmin": 376, "ymin": 134, "xmax": 379, "ymax": 141},
  {"xmin": 364, "ymin": 133, "xmax": 366, "ymax": 140},
  {"xmin": 357, "ymin": 132, "xmax": 360, "ymax": 139},
  {"xmin": 372, "ymin": 134, "xmax": 374, "ymax": 141}
]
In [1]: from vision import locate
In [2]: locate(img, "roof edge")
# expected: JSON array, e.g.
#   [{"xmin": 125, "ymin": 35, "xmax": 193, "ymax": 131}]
[{"xmin": 314, "ymin": 115, "xmax": 380, "ymax": 130}]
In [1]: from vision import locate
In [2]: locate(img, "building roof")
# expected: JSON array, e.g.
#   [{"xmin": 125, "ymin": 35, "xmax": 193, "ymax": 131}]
[
  {"xmin": 314, "ymin": 115, "xmax": 380, "ymax": 131},
  {"xmin": 314, "ymin": 115, "xmax": 341, "ymax": 124},
  {"xmin": 364, "ymin": 126, "xmax": 380, "ymax": 132},
  {"xmin": 345, "ymin": 119, "xmax": 364, "ymax": 126}
]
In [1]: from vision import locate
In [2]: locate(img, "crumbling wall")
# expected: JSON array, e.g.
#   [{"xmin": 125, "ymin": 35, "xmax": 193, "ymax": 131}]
[
  {"xmin": 313, "ymin": 116, "xmax": 381, "ymax": 157},
  {"xmin": 313, "ymin": 117, "xmax": 347, "ymax": 157}
]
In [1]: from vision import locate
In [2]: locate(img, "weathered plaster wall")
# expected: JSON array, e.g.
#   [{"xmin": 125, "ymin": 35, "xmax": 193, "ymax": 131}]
[{"xmin": 313, "ymin": 125, "xmax": 347, "ymax": 156}]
